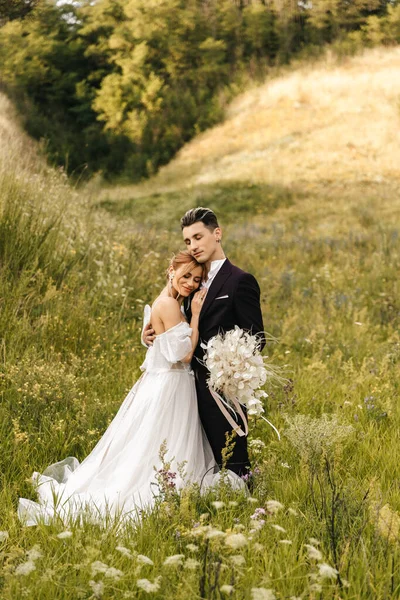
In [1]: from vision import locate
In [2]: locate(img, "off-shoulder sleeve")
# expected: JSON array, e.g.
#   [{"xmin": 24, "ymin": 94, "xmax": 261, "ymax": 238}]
[{"xmin": 158, "ymin": 322, "xmax": 192, "ymax": 363}]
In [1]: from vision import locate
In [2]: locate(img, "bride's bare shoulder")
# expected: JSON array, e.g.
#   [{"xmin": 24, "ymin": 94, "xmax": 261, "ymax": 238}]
[{"xmin": 152, "ymin": 296, "xmax": 180, "ymax": 315}]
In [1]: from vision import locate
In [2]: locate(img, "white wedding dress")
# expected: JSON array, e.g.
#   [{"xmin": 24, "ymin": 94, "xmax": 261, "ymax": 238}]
[{"xmin": 18, "ymin": 306, "xmax": 217, "ymax": 527}]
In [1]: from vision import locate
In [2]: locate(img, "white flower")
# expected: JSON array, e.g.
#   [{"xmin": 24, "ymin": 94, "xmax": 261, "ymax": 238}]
[
  {"xmin": 230, "ymin": 554, "xmax": 246, "ymax": 566},
  {"xmin": 137, "ymin": 576, "xmax": 162, "ymax": 593},
  {"xmin": 91, "ymin": 561, "xmax": 109, "ymax": 576},
  {"xmin": 89, "ymin": 580, "xmax": 104, "ymax": 598},
  {"xmin": 185, "ymin": 558, "xmax": 200, "ymax": 570},
  {"xmin": 116, "ymin": 546, "xmax": 133, "ymax": 558},
  {"xmin": 228, "ymin": 501, "xmax": 238, "ymax": 507},
  {"xmin": 91, "ymin": 561, "xmax": 123, "ymax": 580},
  {"xmin": 309, "ymin": 537, "xmax": 320, "ymax": 546},
  {"xmin": 251, "ymin": 588, "xmax": 276, "ymax": 600},
  {"xmin": 137, "ymin": 554, "xmax": 154, "ymax": 566},
  {"xmin": 186, "ymin": 544, "xmax": 199, "ymax": 552},
  {"xmin": 0, "ymin": 531, "xmax": 9, "ymax": 542},
  {"xmin": 253, "ymin": 543, "xmax": 264, "ymax": 552},
  {"xmin": 304, "ymin": 544, "xmax": 323, "ymax": 561},
  {"xmin": 271, "ymin": 524, "xmax": 286, "ymax": 533},
  {"xmin": 225, "ymin": 533, "xmax": 247, "ymax": 549},
  {"xmin": 57, "ymin": 531, "xmax": 73, "ymax": 539},
  {"xmin": 27, "ymin": 545, "xmax": 42, "ymax": 561},
  {"xmin": 105, "ymin": 567, "xmax": 124, "ymax": 580},
  {"xmin": 212, "ymin": 501, "xmax": 225, "ymax": 509},
  {"xmin": 163, "ymin": 554, "xmax": 185, "ymax": 567},
  {"xmin": 266, "ymin": 500, "xmax": 284, "ymax": 514},
  {"xmin": 318, "ymin": 563, "xmax": 339, "ymax": 580},
  {"xmin": 279, "ymin": 539, "xmax": 293, "ymax": 545},
  {"xmin": 247, "ymin": 497, "xmax": 258, "ymax": 504},
  {"xmin": 220, "ymin": 584, "xmax": 235, "ymax": 594},
  {"xmin": 15, "ymin": 561, "xmax": 36, "ymax": 576},
  {"xmin": 206, "ymin": 528, "xmax": 225, "ymax": 540},
  {"xmin": 204, "ymin": 327, "xmax": 279, "ymax": 417},
  {"xmin": 288, "ymin": 508, "xmax": 298, "ymax": 516}
]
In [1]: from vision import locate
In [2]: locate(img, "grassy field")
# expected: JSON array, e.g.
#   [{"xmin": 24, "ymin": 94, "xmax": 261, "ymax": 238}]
[{"xmin": 1, "ymin": 46, "xmax": 400, "ymax": 599}]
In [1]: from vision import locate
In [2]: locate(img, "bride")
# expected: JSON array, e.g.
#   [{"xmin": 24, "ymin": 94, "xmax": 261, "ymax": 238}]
[{"xmin": 18, "ymin": 251, "xmax": 217, "ymax": 527}]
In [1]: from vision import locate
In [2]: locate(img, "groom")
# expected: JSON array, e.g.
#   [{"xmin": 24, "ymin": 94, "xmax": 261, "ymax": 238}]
[{"xmin": 145, "ymin": 207, "xmax": 264, "ymax": 477}]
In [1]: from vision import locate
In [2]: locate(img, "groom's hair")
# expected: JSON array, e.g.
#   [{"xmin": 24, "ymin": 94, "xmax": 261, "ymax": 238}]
[{"xmin": 180, "ymin": 207, "xmax": 219, "ymax": 231}]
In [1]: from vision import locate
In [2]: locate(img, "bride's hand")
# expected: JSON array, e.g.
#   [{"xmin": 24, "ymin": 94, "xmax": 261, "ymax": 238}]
[{"xmin": 191, "ymin": 289, "xmax": 207, "ymax": 318}]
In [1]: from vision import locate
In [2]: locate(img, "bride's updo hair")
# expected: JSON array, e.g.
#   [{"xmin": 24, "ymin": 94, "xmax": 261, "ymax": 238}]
[{"xmin": 167, "ymin": 250, "xmax": 206, "ymax": 282}]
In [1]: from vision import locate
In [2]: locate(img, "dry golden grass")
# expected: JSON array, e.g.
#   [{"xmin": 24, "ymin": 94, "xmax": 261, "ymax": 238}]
[
  {"xmin": 102, "ymin": 46, "xmax": 400, "ymax": 240},
  {"xmin": 157, "ymin": 46, "xmax": 400, "ymax": 188}
]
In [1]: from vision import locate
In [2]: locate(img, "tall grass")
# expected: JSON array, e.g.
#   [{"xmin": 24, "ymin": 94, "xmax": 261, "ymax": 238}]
[{"xmin": 1, "ymin": 44, "xmax": 400, "ymax": 599}]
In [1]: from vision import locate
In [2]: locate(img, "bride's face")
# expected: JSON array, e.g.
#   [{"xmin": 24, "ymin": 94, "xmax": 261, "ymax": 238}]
[{"xmin": 172, "ymin": 264, "xmax": 203, "ymax": 297}]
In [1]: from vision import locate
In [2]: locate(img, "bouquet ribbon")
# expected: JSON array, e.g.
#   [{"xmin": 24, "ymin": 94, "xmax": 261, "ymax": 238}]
[
  {"xmin": 208, "ymin": 385, "xmax": 248, "ymax": 437},
  {"xmin": 208, "ymin": 384, "xmax": 281, "ymax": 441}
]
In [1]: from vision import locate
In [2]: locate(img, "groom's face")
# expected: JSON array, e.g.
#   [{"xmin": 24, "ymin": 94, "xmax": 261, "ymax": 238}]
[{"xmin": 182, "ymin": 222, "xmax": 221, "ymax": 264}]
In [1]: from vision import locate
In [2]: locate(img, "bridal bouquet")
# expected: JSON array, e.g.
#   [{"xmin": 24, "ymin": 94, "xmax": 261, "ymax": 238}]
[{"xmin": 202, "ymin": 327, "xmax": 280, "ymax": 438}]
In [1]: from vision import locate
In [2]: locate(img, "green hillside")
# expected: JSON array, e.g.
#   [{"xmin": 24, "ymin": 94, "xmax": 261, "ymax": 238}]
[{"xmin": 1, "ymin": 46, "xmax": 400, "ymax": 598}]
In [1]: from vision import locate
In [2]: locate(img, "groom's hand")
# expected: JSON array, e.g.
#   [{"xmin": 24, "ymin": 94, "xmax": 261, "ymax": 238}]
[{"xmin": 142, "ymin": 322, "xmax": 156, "ymax": 346}]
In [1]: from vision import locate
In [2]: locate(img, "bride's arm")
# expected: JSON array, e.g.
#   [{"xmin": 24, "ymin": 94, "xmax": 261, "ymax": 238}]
[{"xmin": 181, "ymin": 290, "xmax": 205, "ymax": 363}]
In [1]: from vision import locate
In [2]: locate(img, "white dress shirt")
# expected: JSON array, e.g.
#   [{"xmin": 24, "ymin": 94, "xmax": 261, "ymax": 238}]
[{"xmin": 202, "ymin": 258, "xmax": 226, "ymax": 290}]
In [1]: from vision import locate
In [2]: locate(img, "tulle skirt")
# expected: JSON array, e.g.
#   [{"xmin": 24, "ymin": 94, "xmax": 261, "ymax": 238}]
[{"xmin": 18, "ymin": 369, "xmax": 217, "ymax": 527}]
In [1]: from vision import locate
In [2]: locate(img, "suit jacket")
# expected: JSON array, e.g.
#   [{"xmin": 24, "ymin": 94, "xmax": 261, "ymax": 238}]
[{"xmin": 185, "ymin": 259, "xmax": 265, "ymax": 383}]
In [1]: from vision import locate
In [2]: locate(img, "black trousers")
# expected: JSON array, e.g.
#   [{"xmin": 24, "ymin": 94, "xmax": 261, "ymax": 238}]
[{"xmin": 195, "ymin": 377, "xmax": 251, "ymax": 477}]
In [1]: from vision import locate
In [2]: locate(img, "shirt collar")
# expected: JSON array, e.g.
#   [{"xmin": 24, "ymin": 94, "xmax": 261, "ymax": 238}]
[{"xmin": 207, "ymin": 258, "xmax": 226, "ymax": 280}]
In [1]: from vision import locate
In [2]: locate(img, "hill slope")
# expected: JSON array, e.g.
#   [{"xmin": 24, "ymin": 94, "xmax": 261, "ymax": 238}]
[{"xmin": 154, "ymin": 46, "xmax": 400, "ymax": 188}]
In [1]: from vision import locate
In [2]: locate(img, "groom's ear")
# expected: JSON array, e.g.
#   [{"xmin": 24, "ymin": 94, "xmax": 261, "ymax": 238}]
[{"xmin": 215, "ymin": 227, "xmax": 222, "ymax": 242}]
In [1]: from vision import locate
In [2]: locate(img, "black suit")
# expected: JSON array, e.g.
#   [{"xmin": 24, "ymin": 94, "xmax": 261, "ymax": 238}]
[{"xmin": 184, "ymin": 259, "xmax": 264, "ymax": 477}]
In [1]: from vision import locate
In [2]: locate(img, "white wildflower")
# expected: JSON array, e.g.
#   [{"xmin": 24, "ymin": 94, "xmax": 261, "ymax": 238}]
[
  {"xmin": 163, "ymin": 554, "xmax": 185, "ymax": 567},
  {"xmin": 0, "ymin": 531, "xmax": 9, "ymax": 542},
  {"xmin": 304, "ymin": 544, "xmax": 323, "ymax": 561},
  {"xmin": 220, "ymin": 584, "xmax": 235, "ymax": 594},
  {"xmin": 253, "ymin": 543, "xmax": 264, "ymax": 552},
  {"xmin": 249, "ymin": 439, "xmax": 266, "ymax": 454},
  {"xmin": 225, "ymin": 533, "xmax": 247, "ymax": 549},
  {"xmin": 212, "ymin": 501, "xmax": 225, "ymax": 509},
  {"xmin": 266, "ymin": 500, "xmax": 284, "ymax": 514},
  {"xmin": 251, "ymin": 588, "xmax": 276, "ymax": 600},
  {"xmin": 185, "ymin": 558, "xmax": 200, "ymax": 570},
  {"xmin": 91, "ymin": 561, "xmax": 123, "ymax": 580},
  {"xmin": 318, "ymin": 563, "xmax": 339, "ymax": 580},
  {"xmin": 57, "ymin": 531, "xmax": 73, "ymax": 539},
  {"xmin": 91, "ymin": 561, "xmax": 109, "ymax": 576},
  {"xmin": 271, "ymin": 524, "xmax": 286, "ymax": 533},
  {"xmin": 105, "ymin": 567, "xmax": 123, "ymax": 580},
  {"xmin": 89, "ymin": 580, "xmax": 104, "ymax": 598},
  {"xmin": 309, "ymin": 537, "xmax": 320, "ymax": 546},
  {"xmin": 186, "ymin": 544, "xmax": 199, "ymax": 552},
  {"xmin": 247, "ymin": 497, "xmax": 258, "ymax": 503},
  {"xmin": 206, "ymin": 528, "xmax": 225, "ymax": 540},
  {"xmin": 280, "ymin": 539, "xmax": 293, "ymax": 545},
  {"xmin": 231, "ymin": 555, "xmax": 246, "ymax": 566},
  {"xmin": 137, "ymin": 576, "xmax": 162, "ymax": 593},
  {"xmin": 27, "ymin": 545, "xmax": 42, "ymax": 561},
  {"xmin": 15, "ymin": 561, "xmax": 36, "ymax": 576},
  {"xmin": 137, "ymin": 554, "xmax": 154, "ymax": 566},
  {"xmin": 116, "ymin": 546, "xmax": 133, "ymax": 558},
  {"xmin": 288, "ymin": 508, "xmax": 298, "ymax": 516},
  {"xmin": 229, "ymin": 501, "xmax": 238, "ymax": 507}
]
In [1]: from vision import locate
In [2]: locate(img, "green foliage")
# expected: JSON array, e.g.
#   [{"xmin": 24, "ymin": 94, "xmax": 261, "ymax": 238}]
[
  {"xmin": 1, "ymin": 88, "xmax": 400, "ymax": 597},
  {"xmin": 1, "ymin": 0, "xmax": 397, "ymax": 180}
]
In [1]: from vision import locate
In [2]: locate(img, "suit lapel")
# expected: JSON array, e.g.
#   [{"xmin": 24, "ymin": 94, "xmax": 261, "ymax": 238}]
[{"xmin": 200, "ymin": 259, "xmax": 232, "ymax": 322}]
